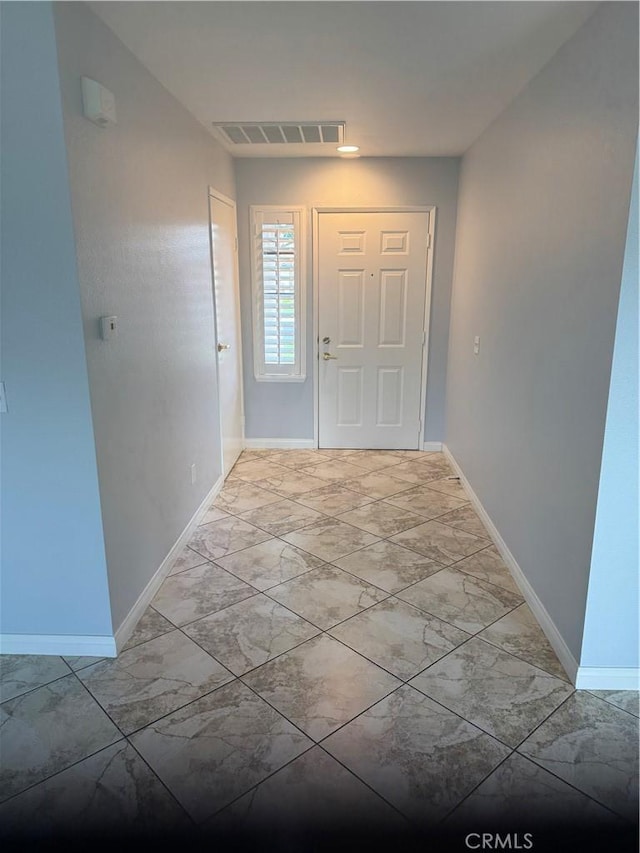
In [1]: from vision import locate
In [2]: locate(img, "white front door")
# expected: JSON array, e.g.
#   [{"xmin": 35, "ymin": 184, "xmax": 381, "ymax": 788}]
[
  {"xmin": 209, "ymin": 188, "xmax": 244, "ymax": 476},
  {"xmin": 317, "ymin": 210, "xmax": 430, "ymax": 449}
]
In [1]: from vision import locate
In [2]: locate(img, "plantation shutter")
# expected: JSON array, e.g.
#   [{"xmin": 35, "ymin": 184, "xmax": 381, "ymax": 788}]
[{"xmin": 251, "ymin": 207, "xmax": 306, "ymax": 381}]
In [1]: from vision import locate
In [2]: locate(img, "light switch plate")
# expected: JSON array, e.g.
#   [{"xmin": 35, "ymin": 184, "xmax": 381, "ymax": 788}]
[{"xmin": 100, "ymin": 316, "xmax": 118, "ymax": 340}]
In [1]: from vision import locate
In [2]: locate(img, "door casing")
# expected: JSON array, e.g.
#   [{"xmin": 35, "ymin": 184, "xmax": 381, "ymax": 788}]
[{"xmin": 312, "ymin": 206, "xmax": 436, "ymax": 449}]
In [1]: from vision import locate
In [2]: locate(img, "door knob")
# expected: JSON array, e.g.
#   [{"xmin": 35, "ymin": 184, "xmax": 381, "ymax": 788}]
[
  {"xmin": 217, "ymin": 343, "xmax": 230, "ymax": 352},
  {"xmin": 322, "ymin": 352, "xmax": 338, "ymax": 361}
]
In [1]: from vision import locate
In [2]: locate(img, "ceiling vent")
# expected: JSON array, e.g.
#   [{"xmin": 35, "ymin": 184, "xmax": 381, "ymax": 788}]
[{"xmin": 212, "ymin": 122, "xmax": 345, "ymax": 145}]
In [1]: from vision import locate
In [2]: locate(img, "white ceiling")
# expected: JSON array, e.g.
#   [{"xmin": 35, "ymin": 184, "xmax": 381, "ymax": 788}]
[{"xmin": 91, "ymin": 1, "xmax": 599, "ymax": 158}]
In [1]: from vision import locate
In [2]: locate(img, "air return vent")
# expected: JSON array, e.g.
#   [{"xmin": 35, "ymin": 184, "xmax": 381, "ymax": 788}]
[{"xmin": 212, "ymin": 122, "xmax": 345, "ymax": 145}]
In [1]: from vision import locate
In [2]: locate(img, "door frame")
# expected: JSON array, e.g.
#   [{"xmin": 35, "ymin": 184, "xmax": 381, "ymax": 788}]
[
  {"xmin": 208, "ymin": 185, "xmax": 246, "ymax": 475},
  {"xmin": 311, "ymin": 206, "xmax": 436, "ymax": 449}
]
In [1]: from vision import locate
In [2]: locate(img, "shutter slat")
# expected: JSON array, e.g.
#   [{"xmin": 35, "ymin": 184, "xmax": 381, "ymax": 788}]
[{"xmin": 259, "ymin": 220, "xmax": 298, "ymax": 367}]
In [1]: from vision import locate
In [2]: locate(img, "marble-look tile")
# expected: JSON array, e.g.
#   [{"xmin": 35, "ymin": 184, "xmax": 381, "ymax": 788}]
[
  {"xmin": 152, "ymin": 562, "xmax": 256, "ymax": 626},
  {"xmin": 130, "ymin": 680, "xmax": 312, "ymax": 823},
  {"xmin": 300, "ymin": 459, "xmax": 370, "ymax": 482},
  {"xmin": 183, "ymin": 594, "xmax": 320, "ymax": 676},
  {"xmin": 213, "ymin": 480, "xmax": 281, "ymax": 514},
  {"xmin": 454, "ymin": 545, "xmax": 520, "ymax": 594},
  {"xmin": 254, "ymin": 469, "xmax": 329, "ymax": 498},
  {"xmin": 268, "ymin": 564, "xmax": 388, "ymax": 630},
  {"xmin": 323, "ymin": 685, "xmax": 509, "ymax": 824},
  {"xmin": 334, "ymin": 541, "xmax": 443, "ymax": 593},
  {"xmin": 210, "ymin": 746, "xmax": 406, "ymax": 833},
  {"xmin": 198, "ymin": 505, "xmax": 229, "ymax": 525},
  {"xmin": 410, "ymin": 637, "xmax": 573, "ymax": 747},
  {"xmin": 398, "ymin": 568, "xmax": 522, "ymax": 633},
  {"xmin": 437, "ymin": 503, "xmax": 488, "ymax": 538},
  {"xmin": 342, "ymin": 449, "xmax": 408, "ymax": 471},
  {"xmin": 312, "ymin": 448, "xmax": 361, "ymax": 459},
  {"xmin": 269, "ymin": 450, "xmax": 333, "ymax": 469},
  {"xmin": 0, "ymin": 674, "xmax": 120, "ymax": 802},
  {"xmin": 447, "ymin": 752, "xmax": 621, "ymax": 830},
  {"xmin": 0, "ymin": 655, "xmax": 70, "ymax": 703},
  {"xmin": 0, "ymin": 741, "xmax": 189, "ymax": 837},
  {"xmin": 231, "ymin": 458, "xmax": 293, "ymax": 483},
  {"xmin": 62, "ymin": 656, "xmax": 105, "ymax": 672},
  {"xmin": 384, "ymin": 484, "xmax": 468, "ymax": 520},
  {"xmin": 169, "ymin": 545, "xmax": 209, "ymax": 576},
  {"xmin": 281, "ymin": 517, "xmax": 379, "ymax": 562},
  {"xmin": 589, "ymin": 690, "xmax": 639, "ymax": 718},
  {"xmin": 387, "ymin": 450, "xmax": 434, "ymax": 460},
  {"xmin": 330, "ymin": 599, "xmax": 469, "ymax": 680},
  {"xmin": 414, "ymin": 453, "xmax": 454, "ymax": 470},
  {"xmin": 295, "ymin": 483, "xmax": 374, "ymax": 515},
  {"xmin": 337, "ymin": 501, "xmax": 425, "ymax": 537},
  {"xmin": 422, "ymin": 477, "xmax": 467, "ymax": 499},
  {"xmin": 479, "ymin": 604, "xmax": 569, "ymax": 681},
  {"xmin": 237, "ymin": 498, "xmax": 326, "ymax": 536},
  {"xmin": 236, "ymin": 449, "xmax": 279, "ymax": 460},
  {"xmin": 342, "ymin": 470, "xmax": 414, "ymax": 500},
  {"xmin": 519, "ymin": 691, "xmax": 639, "ymax": 820},
  {"xmin": 78, "ymin": 631, "xmax": 232, "ymax": 735},
  {"xmin": 243, "ymin": 634, "xmax": 400, "ymax": 741},
  {"xmin": 216, "ymin": 539, "xmax": 324, "ymax": 590},
  {"xmin": 121, "ymin": 607, "xmax": 174, "ymax": 652},
  {"xmin": 390, "ymin": 520, "xmax": 489, "ymax": 565},
  {"xmin": 188, "ymin": 516, "xmax": 271, "ymax": 561},
  {"xmin": 386, "ymin": 458, "xmax": 452, "ymax": 484}
]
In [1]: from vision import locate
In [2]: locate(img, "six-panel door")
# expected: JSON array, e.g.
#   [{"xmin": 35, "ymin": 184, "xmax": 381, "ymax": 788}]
[{"xmin": 318, "ymin": 211, "xmax": 430, "ymax": 449}]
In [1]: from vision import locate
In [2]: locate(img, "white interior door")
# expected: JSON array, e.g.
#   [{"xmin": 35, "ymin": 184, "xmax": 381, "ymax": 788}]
[
  {"xmin": 209, "ymin": 189, "xmax": 244, "ymax": 476},
  {"xmin": 317, "ymin": 211, "xmax": 430, "ymax": 449}
]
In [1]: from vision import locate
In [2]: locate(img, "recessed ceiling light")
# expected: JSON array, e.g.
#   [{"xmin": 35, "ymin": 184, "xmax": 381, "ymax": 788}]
[{"xmin": 337, "ymin": 144, "xmax": 359, "ymax": 153}]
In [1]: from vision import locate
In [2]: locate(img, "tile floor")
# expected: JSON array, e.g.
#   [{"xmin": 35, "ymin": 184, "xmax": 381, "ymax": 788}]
[{"xmin": 1, "ymin": 449, "xmax": 638, "ymax": 849}]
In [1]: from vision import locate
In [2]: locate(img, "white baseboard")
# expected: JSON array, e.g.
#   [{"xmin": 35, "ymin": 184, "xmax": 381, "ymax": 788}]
[
  {"xmin": 422, "ymin": 441, "xmax": 443, "ymax": 452},
  {"xmin": 442, "ymin": 444, "xmax": 580, "ymax": 684},
  {"xmin": 244, "ymin": 438, "xmax": 316, "ymax": 450},
  {"xmin": 576, "ymin": 667, "xmax": 640, "ymax": 691},
  {"xmin": 0, "ymin": 633, "xmax": 117, "ymax": 657},
  {"xmin": 114, "ymin": 474, "xmax": 225, "ymax": 652}
]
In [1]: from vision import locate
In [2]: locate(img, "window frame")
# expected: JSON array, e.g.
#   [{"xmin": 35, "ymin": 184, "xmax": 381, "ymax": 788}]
[{"xmin": 250, "ymin": 205, "xmax": 307, "ymax": 382}]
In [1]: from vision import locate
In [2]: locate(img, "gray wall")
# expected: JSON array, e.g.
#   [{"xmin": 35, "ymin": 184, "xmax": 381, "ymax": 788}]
[
  {"xmin": 54, "ymin": 2, "xmax": 236, "ymax": 632},
  {"xmin": 235, "ymin": 158, "xmax": 459, "ymax": 443},
  {"xmin": 0, "ymin": 2, "xmax": 113, "ymax": 637},
  {"xmin": 581, "ymin": 149, "xmax": 638, "ymax": 670},
  {"xmin": 445, "ymin": 2, "xmax": 638, "ymax": 661}
]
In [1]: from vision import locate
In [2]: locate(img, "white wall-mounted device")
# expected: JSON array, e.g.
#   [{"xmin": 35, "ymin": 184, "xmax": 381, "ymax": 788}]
[
  {"xmin": 100, "ymin": 316, "xmax": 118, "ymax": 341},
  {"xmin": 81, "ymin": 77, "xmax": 117, "ymax": 127}
]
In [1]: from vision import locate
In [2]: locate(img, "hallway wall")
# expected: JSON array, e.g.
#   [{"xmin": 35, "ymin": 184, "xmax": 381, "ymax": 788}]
[
  {"xmin": 581, "ymin": 149, "xmax": 639, "ymax": 675},
  {"xmin": 235, "ymin": 157, "xmax": 460, "ymax": 444},
  {"xmin": 53, "ymin": 2, "xmax": 236, "ymax": 633},
  {"xmin": 445, "ymin": 2, "xmax": 638, "ymax": 662},
  {"xmin": 0, "ymin": 2, "xmax": 113, "ymax": 642}
]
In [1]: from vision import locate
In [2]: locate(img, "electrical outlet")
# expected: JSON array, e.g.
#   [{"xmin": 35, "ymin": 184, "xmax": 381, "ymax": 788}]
[
  {"xmin": 190, "ymin": 463, "xmax": 197, "ymax": 485},
  {"xmin": 0, "ymin": 382, "xmax": 7, "ymax": 413},
  {"xmin": 474, "ymin": 336, "xmax": 480, "ymax": 355}
]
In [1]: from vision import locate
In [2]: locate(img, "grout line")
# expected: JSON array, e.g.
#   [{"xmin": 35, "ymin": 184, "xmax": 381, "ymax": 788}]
[
  {"xmin": 124, "ymin": 738, "xmax": 198, "ymax": 828},
  {"xmin": 434, "ymin": 748, "xmax": 516, "ymax": 827},
  {"xmin": 0, "ymin": 736, "xmax": 130, "ymax": 808},
  {"xmin": 198, "ymin": 740, "xmax": 319, "ymax": 825},
  {"xmin": 0, "ymin": 667, "xmax": 76, "ymax": 708},
  {"xmin": 315, "ymin": 742, "xmax": 416, "ymax": 825},
  {"xmin": 583, "ymin": 690, "xmax": 640, "ymax": 720}
]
